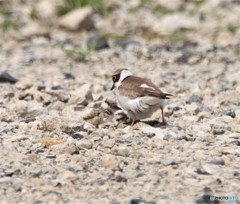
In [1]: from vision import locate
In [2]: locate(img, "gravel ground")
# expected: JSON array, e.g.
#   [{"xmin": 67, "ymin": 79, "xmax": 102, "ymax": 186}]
[{"xmin": 0, "ymin": 0, "xmax": 240, "ymax": 204}]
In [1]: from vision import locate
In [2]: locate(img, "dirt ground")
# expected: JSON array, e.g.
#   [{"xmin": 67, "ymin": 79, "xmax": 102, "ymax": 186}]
[{"xmin": 0, "ymin": 0, "xmax": 239, "ymax": 203}]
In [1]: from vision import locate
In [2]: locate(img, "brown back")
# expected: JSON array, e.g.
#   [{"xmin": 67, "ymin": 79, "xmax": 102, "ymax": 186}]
[{"xmin": 118, "ymin": 76, "xmax": 172, "ymax": 99}]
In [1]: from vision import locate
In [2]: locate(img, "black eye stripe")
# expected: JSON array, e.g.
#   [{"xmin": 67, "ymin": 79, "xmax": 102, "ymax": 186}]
[
  {"xmin": 116, "ymin": 74, "xmax": 120, "ymax": 81},
  {"xmin": 113, "ymin": 73, "xmax": 120, "ymax": 82}
]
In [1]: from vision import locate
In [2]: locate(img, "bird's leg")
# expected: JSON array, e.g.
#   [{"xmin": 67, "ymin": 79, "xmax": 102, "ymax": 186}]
[
  {"xmin": 131, "ymin": 116, "xmax": 136, "ymax": 127},
  {"xmin": 129, "ymin": 111, "xmax": 136, "ymax": 127},
  {"xmin": 160, "ymin": 107, "xmax": 167, "ymax": 125}
]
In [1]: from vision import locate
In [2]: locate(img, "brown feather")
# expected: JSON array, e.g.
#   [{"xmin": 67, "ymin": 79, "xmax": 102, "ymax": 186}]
[{"xmin": 118, "ymin": 76, "xmax": 172, "ymax": 99}]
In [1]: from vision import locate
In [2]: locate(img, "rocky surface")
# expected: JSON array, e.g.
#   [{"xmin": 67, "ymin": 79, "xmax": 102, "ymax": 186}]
[{"xmin": 0, "ymin": 0, "xmax": 240, "ymax": 203}]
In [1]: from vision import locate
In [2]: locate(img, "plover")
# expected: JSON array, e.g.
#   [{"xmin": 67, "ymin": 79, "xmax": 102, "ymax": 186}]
[{"xmin": 111, "ymin": 68, "xmax": 172, "ymax": 126}]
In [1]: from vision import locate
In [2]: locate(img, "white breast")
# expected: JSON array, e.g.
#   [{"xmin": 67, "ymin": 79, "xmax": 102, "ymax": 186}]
[{"xmin": 115, "ymin": 90, "xmax": 165, "ymax": 120}]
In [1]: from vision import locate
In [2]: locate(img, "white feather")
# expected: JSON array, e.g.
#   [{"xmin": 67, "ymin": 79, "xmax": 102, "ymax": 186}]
[
  {"xmin": 116, "ymin": 69, "xmax": 133, "ymax": 88},
  {"xmin": 116, "ymin": 90, "xmax": 164, "ymax": 120},
  {"xmin": 140, "ymin": 84, "xmax": 155, "ymax": 90},
  {"xmin": 141, "ymin": 96, "xmax": 161, "ymax": 106}
]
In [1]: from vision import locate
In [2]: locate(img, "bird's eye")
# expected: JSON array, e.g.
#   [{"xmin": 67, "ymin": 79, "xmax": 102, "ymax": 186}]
[{"xmin": 112, "ymin": 76, "xmax": 117, "ymax": 82}]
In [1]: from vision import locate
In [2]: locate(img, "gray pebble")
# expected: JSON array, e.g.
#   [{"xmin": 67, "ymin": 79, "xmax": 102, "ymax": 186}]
[
  {"xmin": 209, "ymin": 158, "xmax": 225, "ymax": 165},
  {"xmin": 186, "ymin": 94, "xmax": 202, "ymax": 104}
]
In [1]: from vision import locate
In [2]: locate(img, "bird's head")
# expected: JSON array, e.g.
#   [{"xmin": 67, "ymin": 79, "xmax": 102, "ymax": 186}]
[{"xmin": 111, "ymin": 69, "xmax": 133, "ymax": 90}]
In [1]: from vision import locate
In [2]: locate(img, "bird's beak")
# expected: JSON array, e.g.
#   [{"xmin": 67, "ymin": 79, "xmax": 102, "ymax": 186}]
[{"xmin": 111, "ymin": 83, "xmax": 115, "ymax": 90}]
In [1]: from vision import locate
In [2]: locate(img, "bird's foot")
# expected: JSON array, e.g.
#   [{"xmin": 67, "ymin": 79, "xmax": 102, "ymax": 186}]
[{"xmin": 159, "ymin": 120, "xmax": 168, "ymax": 126}]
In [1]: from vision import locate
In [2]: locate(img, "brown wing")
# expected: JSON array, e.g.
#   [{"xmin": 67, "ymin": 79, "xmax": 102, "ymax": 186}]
[{"xmin": 118, "ymin": 76, "xmax": 172, "ymax": 99}]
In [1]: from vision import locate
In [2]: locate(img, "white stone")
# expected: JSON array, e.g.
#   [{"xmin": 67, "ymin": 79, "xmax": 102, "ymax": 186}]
[
  {"xmin": 155, "ymin": 14, "xmax": 199, "ymax": 35},
  {"xmin": 76, "ymin": 139, "xmax": 93, "ymax": 149},
  {"xmin": 9, "ymin": 100, "xmax": 46, "ymax": 118},
  {"xmin": 19, "ymin": 22, "xmax": 46, "ymax": 39},
  {"xmin": 111, "ymin": 144, "xmax": 129, "ymax": 157},
  {"xmin": 103, "ymin": 139, "xmax": 116, "ymax": 148},
  {"xmin": 68, "ymin": 83, "xmax": 93, "ymax": 105},
  {"xmin": 202, "ymin": 164, "xmax": 222, "ymax": 175},
  {"xmin": 59, "ymin": 170, "xmax": 76, "ymax": 180},
  {"xmin": 58, "ymin": 7, "xmax": 94, "ymax": 31},
  {"xmin": 100, "ymin": 154, "xmax": 119, "ymax": 169},
  {"xmin": 156, "ymin": 0, "xmax": 183, "ymax": 11},
  {"xmin": 35, "ymin": 0, "xmax": 57, "ymax": 21}
]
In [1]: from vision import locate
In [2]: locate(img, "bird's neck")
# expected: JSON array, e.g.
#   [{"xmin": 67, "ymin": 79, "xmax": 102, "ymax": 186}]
[{"xmin": 116, "ymin": 70, "xmax": 132, "ymax": 88}]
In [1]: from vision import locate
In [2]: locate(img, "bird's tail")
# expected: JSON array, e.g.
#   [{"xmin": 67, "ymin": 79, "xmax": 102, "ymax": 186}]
[{"xmin": 163, "ymin": 93, "xmax": 173, "ymax": 99}]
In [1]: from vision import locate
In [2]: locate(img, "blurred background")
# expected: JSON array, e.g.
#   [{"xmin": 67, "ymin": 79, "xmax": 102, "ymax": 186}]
[{"xmin": 1, "ymin": 0, "xmax": 240, "ymax": 58}]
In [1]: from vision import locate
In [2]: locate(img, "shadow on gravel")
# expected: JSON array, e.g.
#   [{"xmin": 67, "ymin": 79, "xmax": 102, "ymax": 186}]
[{"xmin": 142, "ymin": 120, "xmax": 169, "ymax": 128}]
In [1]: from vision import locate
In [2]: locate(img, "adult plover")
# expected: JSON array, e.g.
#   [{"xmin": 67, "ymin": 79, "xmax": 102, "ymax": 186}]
[{"xmin": 111, "ymin": 68, "xmax": 172, "ymax": 126}]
